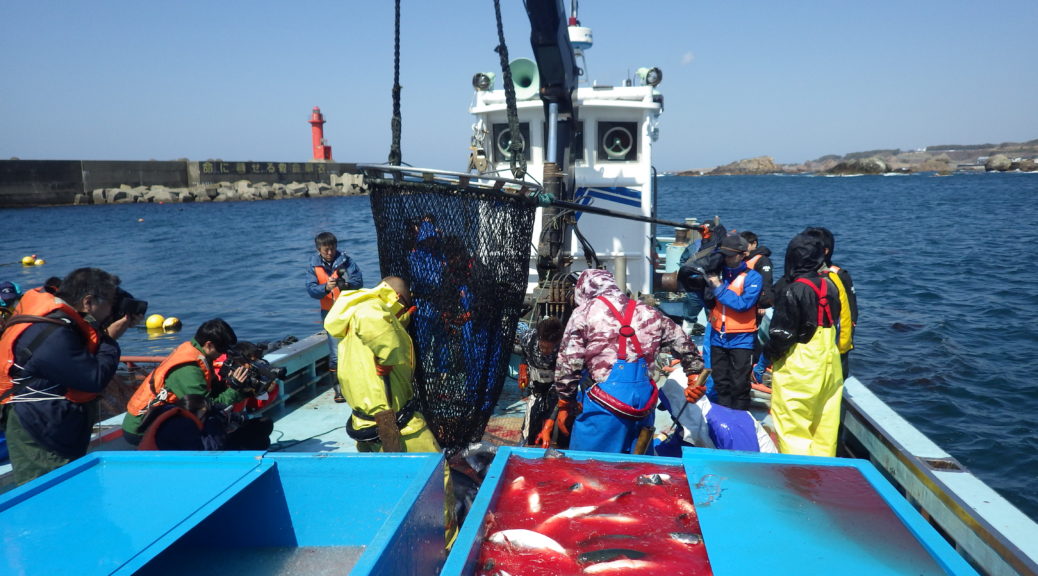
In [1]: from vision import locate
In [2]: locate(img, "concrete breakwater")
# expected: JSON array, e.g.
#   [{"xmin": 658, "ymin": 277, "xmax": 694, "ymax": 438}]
[
  {"xmin": 86, "ymin": 173, "xmax": 367, "ymax": 205},
  {"xmin": 0, "ymin": 159, "xmax": 360, "ymax": 207}
]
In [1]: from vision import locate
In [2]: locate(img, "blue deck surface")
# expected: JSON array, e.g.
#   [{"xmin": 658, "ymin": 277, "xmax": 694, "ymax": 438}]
[{"xmin": 0, "ymin": 451, "xmax": 446, "ymax": 576}]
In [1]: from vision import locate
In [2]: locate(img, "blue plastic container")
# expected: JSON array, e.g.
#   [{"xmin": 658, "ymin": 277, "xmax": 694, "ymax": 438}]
[
  {"xmin": 0, "ymin": 451, "xmax": 446, "ymax": 575},
  {"xmin": 443, "ymin": 446, "xmax": 979, "ymax": 575}
]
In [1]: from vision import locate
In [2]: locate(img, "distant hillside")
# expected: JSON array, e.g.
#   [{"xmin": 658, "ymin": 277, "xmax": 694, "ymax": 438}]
[{"xmin": 679, "ymin": 139, "xmax": 1038, "ymax": 176}]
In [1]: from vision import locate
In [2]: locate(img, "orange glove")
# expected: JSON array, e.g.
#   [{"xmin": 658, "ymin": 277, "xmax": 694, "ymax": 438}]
[
  {"xmin": 375, "ymin": 364, "xmax": 393, "ymax": 377},
  {"xmin": 518, "ymin": 364, "xmax": 530, "ymax": 390},
  {"xmin": 685, "ymin": 371, "xmax": 707, "ymax": 402},
  {"xmin": 536, "ymin": 418, "xmax": 555, "ymax": 448},
  {"xmin": 556, "ymin": 399, "xmax": 580, "ymax": 436},
  {"xmin": 685, "ymin": 384, "xmax": 706, "ymax": 403}
]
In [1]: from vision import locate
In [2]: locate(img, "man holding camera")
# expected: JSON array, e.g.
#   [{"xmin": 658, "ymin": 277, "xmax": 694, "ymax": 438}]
[
  {"xmin": 705, "ymin": 235, "xmax": 763, "ymax": 411},
  {"xmin": 0, "ymin": 268, "xmax": 140, "ymax": 485},
  {"xmin": 306, "ymin": 232, "xmax": 363, "ymax": 401},
  {"xmin": 121, "ymin": 318, "xmax": 250, "ymax": 446}
]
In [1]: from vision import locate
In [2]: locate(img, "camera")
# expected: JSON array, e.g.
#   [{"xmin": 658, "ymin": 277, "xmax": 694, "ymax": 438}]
[
  {"xmin": 677, "ymin": 251, "xmax": 725, "ymax": 292},
  {"xmin": 220, "ymin": 342, "xmax": 288, "ymax": 395},
  {"xmin": 333, "ymin": 266, "xmax": 350, "ymax": 291},
  {"xmin": 112, "ymin": 287, "xmax": 148, "ymax": 321}
]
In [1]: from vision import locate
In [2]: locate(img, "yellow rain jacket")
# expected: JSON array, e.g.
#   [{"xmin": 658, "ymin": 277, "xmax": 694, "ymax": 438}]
[
  {"xmin": 323, "ymin": 281, "xmax": 438, "ymax": 452},
  {"xmin": 324, "ymin": 281, "xmax": 459, "ymax": 548}
]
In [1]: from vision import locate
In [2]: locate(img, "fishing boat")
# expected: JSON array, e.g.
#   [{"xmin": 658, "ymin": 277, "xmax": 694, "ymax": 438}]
[{"xmin": 2, "ymin": 2, "xmax": 1037, "ymax": 575}]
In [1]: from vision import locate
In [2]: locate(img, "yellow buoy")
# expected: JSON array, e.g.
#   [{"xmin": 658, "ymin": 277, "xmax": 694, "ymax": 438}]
[
  {"xmin": 162, "ymin": 317, "xmax": 182, "ymax": 332},
  {"xmin": 33, "ymin": 258, "xmax": 45, "ymax": 266},
  {"xmin": 146, "ymin": 314, "xmax": 166, "ymax": 330},
  {"xmin": 21, "ymin": 255, "xmax": 35, "ymax": 266}
]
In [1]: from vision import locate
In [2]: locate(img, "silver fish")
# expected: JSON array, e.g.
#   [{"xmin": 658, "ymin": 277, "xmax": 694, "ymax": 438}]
[
  {"xmin": 487, "ymin": 529, "xmax": 566, "ymax": 554},
  {"xmin": 669, "ymin": 531, "xmax": 703, "ymax": 545},
  {"xmin": 636, "ymin": 473, "xmax": 673, "ymax": 485}
]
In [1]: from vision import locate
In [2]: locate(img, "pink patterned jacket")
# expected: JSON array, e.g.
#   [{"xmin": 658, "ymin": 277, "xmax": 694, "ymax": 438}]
[{"xmin": 553, "ymin": 269, "xmax": 703, "ymax": 402}]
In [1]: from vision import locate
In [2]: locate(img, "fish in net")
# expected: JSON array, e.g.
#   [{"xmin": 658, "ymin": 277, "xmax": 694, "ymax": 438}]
[{"xmin": 366, "ymin": 168, "xmax": 538, "ymax": 453}]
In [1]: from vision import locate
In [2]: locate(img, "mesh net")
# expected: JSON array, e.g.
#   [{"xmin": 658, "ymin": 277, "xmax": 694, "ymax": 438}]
[{"xmin": 367, "ymin": 171, "xmax": 537, "ymax": 452}]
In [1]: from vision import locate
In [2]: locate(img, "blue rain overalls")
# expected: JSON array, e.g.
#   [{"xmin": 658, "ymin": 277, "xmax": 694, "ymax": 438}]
[{"xmin": 569, "ymin": 297, "xmax": 658, "ymax": 454}]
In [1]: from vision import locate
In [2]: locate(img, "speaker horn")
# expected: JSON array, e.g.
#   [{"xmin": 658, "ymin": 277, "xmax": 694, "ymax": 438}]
[{"xmin": 509, "ymin": 58, "xmax": 540, "ymax": 100}]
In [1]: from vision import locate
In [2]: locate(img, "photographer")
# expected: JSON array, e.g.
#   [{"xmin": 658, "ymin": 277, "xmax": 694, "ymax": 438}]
[
  {"xmin": 213, "ymin": 341, "xmax": 279, "ymax": 450},
  {"xmin": 122, "ymin": 318, "xmax": 248, "ymax": 446},
  {"xmin": 306, "ymin": 232, "xmax": 363, "ymax": 395},
  {"xmin": 0, "ymin": 268, "xmax": 141, "ymax": 485}
]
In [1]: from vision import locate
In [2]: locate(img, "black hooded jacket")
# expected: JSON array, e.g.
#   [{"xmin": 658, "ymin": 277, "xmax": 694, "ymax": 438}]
[
  {"xmin": 746, "ymin": 246, "xmax": 774, "ymax": 308},
  {"xmin": 765, "ymin": 234, "xmax": 841, "ymax": 361}
]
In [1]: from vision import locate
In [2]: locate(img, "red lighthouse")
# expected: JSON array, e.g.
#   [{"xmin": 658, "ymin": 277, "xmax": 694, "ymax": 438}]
[{"xmin": 309, "ymin": 106, "xmax": 333, "ymax": 161}]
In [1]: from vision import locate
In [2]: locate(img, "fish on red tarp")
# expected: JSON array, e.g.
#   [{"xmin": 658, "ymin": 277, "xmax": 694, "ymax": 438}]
[{"xmin": 475, "ymin": 456, "xmax": 713, "ymax": 575}]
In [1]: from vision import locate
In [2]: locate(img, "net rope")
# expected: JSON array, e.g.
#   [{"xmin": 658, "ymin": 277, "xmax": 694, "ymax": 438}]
[{"xmin": 368, "ymin": 172, "xmax": 536, "ymax": 452}]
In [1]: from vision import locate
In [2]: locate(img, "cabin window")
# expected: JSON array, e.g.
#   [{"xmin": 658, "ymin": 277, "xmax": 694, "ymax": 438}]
[
  {"xmin": 597, "ymin": 121, "xmax": 638, "ymax": 162},
  {"xmin": 542, "ymin": 121, "xmax": 585, "ymax": 162},
  {"xmin": 492, "ymin": 122, "xmax": 531, "ymax": 163}
]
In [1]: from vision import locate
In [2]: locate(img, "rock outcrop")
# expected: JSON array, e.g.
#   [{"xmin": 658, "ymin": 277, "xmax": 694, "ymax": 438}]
[
  {"xmin": 707, "ymin": 156, "xmax": 779, "ymax": 175},
  {"xmin": 826, "ymin": 157, "xmax": 887, "ymax": 175},
  {"xmin": 985, "ymin": 154, "xmax": 1012, "ymax": 172},
  {"xmin": 85, "ymin": 174, "xmax": 368, "ymax": 205}
]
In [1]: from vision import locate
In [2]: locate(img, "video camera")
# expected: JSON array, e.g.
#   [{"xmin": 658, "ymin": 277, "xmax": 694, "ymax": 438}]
[
  {"xmin": 220, "ymin": 342, "xmax": 287, "ymax": 395},
  {"xmin": 332, "ymin": 265, "xmax": 351, "ymax": 291},
  {"xmin": 677, "ymin": 251, "xmax": 725, "ymax": 292},
  {"xmin": 112, "ymin": 287, "xmax": 148, "ymax": 321}
]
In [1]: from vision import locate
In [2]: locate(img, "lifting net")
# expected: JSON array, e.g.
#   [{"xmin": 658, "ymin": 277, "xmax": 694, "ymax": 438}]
[{"xmin": 366, "ymin": 168, "xmax": 538, "ymax": 452}]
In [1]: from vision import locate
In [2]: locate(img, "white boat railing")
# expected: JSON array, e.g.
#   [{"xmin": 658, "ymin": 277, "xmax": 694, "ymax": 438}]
[{"xmin": 842, "ymin": 377, "xmax": 1038, "ymax": 576}]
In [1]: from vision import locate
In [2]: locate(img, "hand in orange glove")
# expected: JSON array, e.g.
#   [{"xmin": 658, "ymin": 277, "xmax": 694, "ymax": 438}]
[
  {"xmin": 375, "ymin": 363, "xmax": 393, "ymax": 377},
  {"xmin": 517, "ymin": 364, "xmax": 530, "ymax": 390},
  {"xmin": 535, "ymin": 418, "xmax": 555, "ymax": 448},
  {"xmin": 556, "ymin": 399, "xmax": 580, "ymax": 436},
  {"xmin": 685, "ymin": 371, "xmax": 707, "ymax": 403}
]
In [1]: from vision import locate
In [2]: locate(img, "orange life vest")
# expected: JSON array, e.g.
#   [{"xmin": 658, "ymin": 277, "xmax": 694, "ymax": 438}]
[
  {"xmin": 315, "ymin": 266, "xmax": 341, "ymax": 311},
  {"xmin": 708, "ymin": 272, "xmax": 758, "ymax": 334},
  {"xmin": 0, "ymin": 289, "xmax": 101, "ymax": 404},
  {"xmin": 137, "ymin": 405, "xmax": 204, "ymax": 450},
  {"xmin": 745, "ymin": 254, "xmax": 763, "ymax": 270},
  {"xmin": 126, "ymin": 341, "xmax": 212, "ymax": 416}
]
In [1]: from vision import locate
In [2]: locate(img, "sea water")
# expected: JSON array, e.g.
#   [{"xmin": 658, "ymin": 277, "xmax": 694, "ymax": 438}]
[{"xmin": 2, "ymin": 172, "xmax": 1036, "ymax": 521}]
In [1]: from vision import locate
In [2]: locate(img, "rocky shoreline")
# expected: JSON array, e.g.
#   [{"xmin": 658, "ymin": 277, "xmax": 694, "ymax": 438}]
[
  {"xmin": 678, "ymin": 140, "xmax": 1038, "ymax": 176},
  {"xmin": 78, "ymin": 173, "xmax": 367, "ymax": 205}
]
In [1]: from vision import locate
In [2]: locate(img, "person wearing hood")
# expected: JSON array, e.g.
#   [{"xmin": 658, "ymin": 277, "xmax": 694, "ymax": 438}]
[
  {"xmin": 705, "ymin": 235, "xmax": 763, "ymax": 411},
  {"xmin": 323, "ymin": 275, "xmax": 458, "ymax": 548},
  {"xmin": 803, "ymin": 227, "xmax": 857, "ymax": 376},
  {"xmin": 540, "ymin": 269, "xmax": 704, "ymax": 454},
  {"xmin": 765, "ymin": 234, "xmax": 844, "ymax": 456}
]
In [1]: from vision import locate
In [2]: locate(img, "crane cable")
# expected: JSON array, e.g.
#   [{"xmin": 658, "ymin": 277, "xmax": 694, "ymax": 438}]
[
  {"xmin": 492, "ymin": 0, "xmax": 527, "ymax": 180},
  {"xmin": 388, "ymin": 0, "xmax": 403, "ymax": 166}
]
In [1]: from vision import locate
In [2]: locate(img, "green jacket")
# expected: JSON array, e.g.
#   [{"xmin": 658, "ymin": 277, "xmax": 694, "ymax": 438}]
[{"xmin": 121, "ymin": 339, "xmax": 243, "ymax": 437}]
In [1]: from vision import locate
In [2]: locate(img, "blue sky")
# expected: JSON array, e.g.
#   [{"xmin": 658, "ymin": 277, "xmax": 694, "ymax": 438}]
[{"xmin": 2, "ymin": 1, "xmax": 1035, "ymax": 171}]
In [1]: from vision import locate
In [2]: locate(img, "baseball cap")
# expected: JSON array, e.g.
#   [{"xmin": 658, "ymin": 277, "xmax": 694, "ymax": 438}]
[{"xmin": 718, "ymin": 235, "xmax": 749, "ymax": 255}]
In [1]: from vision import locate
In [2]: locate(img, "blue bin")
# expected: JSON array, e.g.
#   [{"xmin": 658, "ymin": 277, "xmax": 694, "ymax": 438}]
[
  {"xmin": 443, "ymin": 446, "xmax": 978, "ymax": 575},
  {"xmin": 0, "ymin": 451, "xmax": 446, "ymax": 575}
]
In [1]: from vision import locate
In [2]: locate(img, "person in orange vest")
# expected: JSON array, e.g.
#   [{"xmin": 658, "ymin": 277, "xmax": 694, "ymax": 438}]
[
  {"xmin": 121, "ymin": 318, "xmax": 247, "ymax": 445},
  {"xmin": 704, "ymin": 235, "xmax": 763, "ymax": 410},
  {"xmin": 306, "ymin": 232, "xmax": 363, "ymax": 402},
  {"xmin": 0, "ymin": 268, "xmax": 139, "ymax": 485}
]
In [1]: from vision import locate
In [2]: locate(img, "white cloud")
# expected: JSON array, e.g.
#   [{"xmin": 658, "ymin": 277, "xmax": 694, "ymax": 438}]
[{"xmin": 681, "ymin": 51, "xmax": 695, "ymax": 65}]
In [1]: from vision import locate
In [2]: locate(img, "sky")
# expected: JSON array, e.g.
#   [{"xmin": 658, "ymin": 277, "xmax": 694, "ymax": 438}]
[{"xmin": 2, "ymin": 0, "xmax": 1036, "ymax": 172}]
